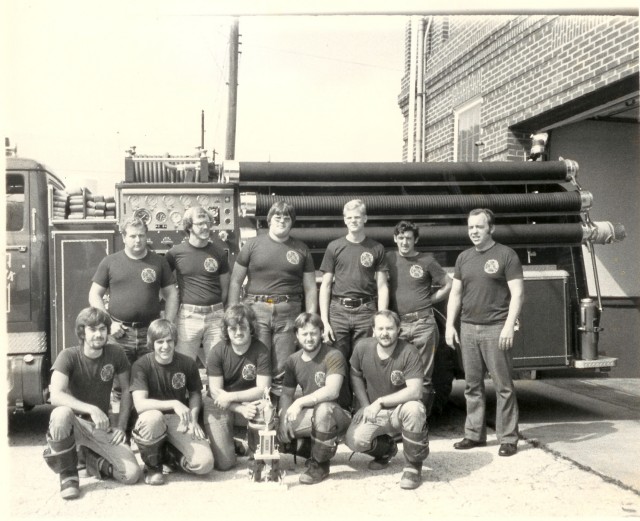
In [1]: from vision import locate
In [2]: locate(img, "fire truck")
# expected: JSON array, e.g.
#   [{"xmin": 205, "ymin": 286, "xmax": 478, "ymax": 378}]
[{"xmin": 5, "ymin": 144, "xmax": 626, "ymax": 413}]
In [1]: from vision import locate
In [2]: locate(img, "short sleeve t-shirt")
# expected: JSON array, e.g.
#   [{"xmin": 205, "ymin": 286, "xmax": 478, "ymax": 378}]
[
  {"xmin": 130, "ymin": 352, "xmax": 202, "ymax": 407},
  {"xmin": 205, "ymin": 338, "xmax": 271, "ymax": 393},
  {"xmin": 92, "ymin": 250, "xmax": 175, "ymax": 324},
  {"xmin": 282, "ymin": 344, "xmax": 351, "ymax": 410},
  {"xmin": 349, "ymin": 338, "xmax": 423, "ymax": 404},
  {"xmin": 386, "ymin": 251, "xmax": 449, "ymax": 315},
  {"xmin": 52, "ymin": 343, "xmax": 130, "ymax": 414},
  {"xmin": 236, "ymin": 234, "xmax": 315, "ymax": 296},
  {"xmin": 453, "ymin": 242, "xmax": 523, "ymax": 325},
  {"xmin": 165, "ymin": 241, "xmax": 229, "ymax": 306},
  {"xmin": 320, "ymin": 237, "xmax": 388, "ymax": 299}
]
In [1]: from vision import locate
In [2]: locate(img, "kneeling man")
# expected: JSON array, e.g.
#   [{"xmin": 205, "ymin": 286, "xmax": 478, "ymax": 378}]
[
  {"xmin": 278, "ymin": 312, "xmax": 352, "ymax": 485},
  {"xmin": 346, "ymin": 310, "xmax": 429, "ymax": 490}
]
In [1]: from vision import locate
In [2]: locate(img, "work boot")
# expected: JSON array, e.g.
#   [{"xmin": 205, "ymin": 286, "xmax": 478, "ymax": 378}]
[
  {"xmin": 399, "ymin": 461, "xmax": 423, "ymax": 490},
  {"xmin": 43, "ymin": 435, "xmax": 80, "ymax": 500},
  {"xmin": 299, "ymin": 458, "xmax": 330, "ymax": 485},
  {"xmin": 144, "ymin": 465, "xmax": 165, "ymax": 486},
  {"xmin": 83, "ymin": 447, "xmax": 113, "ymax": 480},
  {"xmin": 367, "ymin": 435, "xmax": 398, "ymax": 470},
  {"xmin": 133, "ymin": 432, "xmax": 167, "ymax": 486}
]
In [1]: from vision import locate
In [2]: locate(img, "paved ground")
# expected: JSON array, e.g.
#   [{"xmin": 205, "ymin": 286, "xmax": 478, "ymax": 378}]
[{"xmin": 4, "ymin": 377, "xmax": 640, "ymax": 521}]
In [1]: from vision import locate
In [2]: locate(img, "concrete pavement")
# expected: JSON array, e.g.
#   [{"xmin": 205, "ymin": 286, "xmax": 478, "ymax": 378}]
[{"xmin": 449, "ymin": 376, "xmax": 640, "ymax": 493}]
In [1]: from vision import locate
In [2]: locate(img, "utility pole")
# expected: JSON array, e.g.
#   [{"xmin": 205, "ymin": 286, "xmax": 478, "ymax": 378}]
[{"xmin": 225, "ymin": 17, "xmax": 240, "ymax": 160}]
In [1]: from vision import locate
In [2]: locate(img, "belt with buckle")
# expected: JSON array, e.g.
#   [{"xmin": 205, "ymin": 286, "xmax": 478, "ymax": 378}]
[
  {"xmin": 333, "ymin": 296, "xmax": 375, "ymax": 308},
  {"xmin": 181, "ymin": 302, "xmax": 223, "ymax": 313},
  {"xmin": 246, "ymin": 294, "xmax": 298, "ymax": 304},
  {"xmin": 400, "ymin": 308, "xmax": 434, "ymax": 322},
  {"xmin": 111, "ymin": 317, "xmax": 150, "ymax": 328}
]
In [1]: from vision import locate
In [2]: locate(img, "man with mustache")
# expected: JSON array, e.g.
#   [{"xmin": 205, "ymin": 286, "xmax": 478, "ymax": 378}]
[{"xmin": 345, "ymin": 310, "xmax": 429, "ymax": 490}]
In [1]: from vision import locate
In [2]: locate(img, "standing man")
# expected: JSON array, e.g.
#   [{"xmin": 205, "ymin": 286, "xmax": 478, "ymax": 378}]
[
  {"xmin": 43, "ymin": 307, "xmax": 141, "ymax": 500},
  {"xmin": 445, "ymin": 208, "xmax": 524, "ymax": 457},
  {"xmin": 130, "ymin": 319, "xmax": 214, "ymax": 485},
  {"xmin": 89, "ymin": 217, "xmax": 178, "ymax": 364},
  {"xmin": 278, "ymin": 312, "xmax": 352, "ymax": 485},
  {"xmin": 319, "ymin": 199, "xmax": 389, "ymax": 360},
  {"xmin": 202, "ymin": 304, "xmax": 271, "ymax": 472},
  {"xmin": 165, "ymin": 206, "xmax": 230, "ymax": 363},
  {"xmin": 386, "ymin": 220, "xmax": 452, "ymax": 413},
  {"xmin": 346, "ymin": 310, "xmax": 429, "ymax": 490},
  {"xmin": 228, "ymin": 201, "xmax": 316, "ymax": 396}
]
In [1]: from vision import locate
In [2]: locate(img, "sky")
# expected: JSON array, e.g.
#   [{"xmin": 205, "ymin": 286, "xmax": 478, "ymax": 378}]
[
  {"xmin": 3, "ymin": 1, "xmax": 638, "ymax": 194},
  {"xmin": 4, "ymin": 2, "xmax": 409, "ymax": 194}
]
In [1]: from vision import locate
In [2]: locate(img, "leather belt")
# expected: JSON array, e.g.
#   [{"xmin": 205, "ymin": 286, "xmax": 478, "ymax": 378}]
[
  {"xmin": 246, "ymin": 294, "xmax": 300, "ymax": 304},
  {"xmin": 333, "ymin": 296, "xmax": 375, "ymax": 309},
  {"xmin": 111, "ymin": 317, "xmax": 150, "ymax": 328},
  {"xmin": 400, "ymin": 308, "xmax": 434, "ymax": 322},
  {"xmin": 181, "ymin": 302, "xmax": 223, "ymax": 313}
]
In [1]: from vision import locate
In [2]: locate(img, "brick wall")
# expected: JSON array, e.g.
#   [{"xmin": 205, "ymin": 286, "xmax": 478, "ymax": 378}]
[{"xmin": 398, "ymin": 15, "xmax": 639, "ymax": 162}]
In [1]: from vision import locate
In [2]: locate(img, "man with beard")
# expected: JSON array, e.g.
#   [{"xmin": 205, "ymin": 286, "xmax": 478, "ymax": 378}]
[
  {"xmin": 202, "ymin": 304, "xmax": 271, "ymax": 472},
  {"xmin": 130, "ymin": 319, "xmax": 214, "ymax": 485},
  {"xmin": 228, "ymin": 201, "xmax": 316, "ymax": 397},
  {"xmin": 346, "ymin": 310, "xmax": 429, "ymax": 490},
  {"xmin": 446, "ymin": 208, "xmax": 524, "ymax": 458},
  {"xmin": 166, "ymin": 206, "xmax": 230, "ymax": 363},
  {"xmin": 43, "ymin": 307, "xmax": 141, "ymax": 500},
  {"xmin": 278, "ymin": 312, "xmax": 352, "ymax": 485},
  {"xmin": 319, "ymin": 199, "xmax": 389, "ymax": 361}
]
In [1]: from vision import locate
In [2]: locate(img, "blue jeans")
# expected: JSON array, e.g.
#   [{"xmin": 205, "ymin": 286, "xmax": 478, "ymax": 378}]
[
  {"xmin": 460, "ymin": 322, "xmax": 519, "ymax": 445},
  {"xmin": 175, "ymin": 304, "xmax": 224, "ymax": 364},
  {"xmin": 110, "ymin": 323, "xmax": 150, "ymax": 364},
  {"xmin": 328, "ymin": 299, "xmax": 376, "ymax": 360},
  {"xmin": 244, "ymin": 298, "xmax": 302, "ymax": 394},
  {"xmin": 48, "ymin": 406, "xmax": 141, "ymax": 484},
  {"xmin": 284, "ymin": 402, "xmax": 351, "ymax": 438},
  {"xmin": 399, "ymin": 314, "xmax": 438, "ymax": 390},
  {"xmin": 134, "ymin": 410, "xmax": 214, "ymax": 475}
]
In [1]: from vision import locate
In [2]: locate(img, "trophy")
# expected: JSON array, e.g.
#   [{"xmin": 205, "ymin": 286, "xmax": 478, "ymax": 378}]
[{"xmin": 248, "ymin": 387, "xmax": 284, "ymax": 484}]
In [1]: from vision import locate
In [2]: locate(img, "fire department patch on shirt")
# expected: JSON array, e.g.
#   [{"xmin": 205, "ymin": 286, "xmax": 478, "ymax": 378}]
[
  {"xmin": 286, "ymin": 250, "xmax": 301, "ymax": 265},
  {"xmin": 242, "ymin": 364, "xmax": 257, "ymax": 381},
  {"xmin": 204, "ymin": 257, "xmax": 219, "ymax": 272},
  {"xmin": 100, "ymin": 364, "xmax": 115, "ymax": 382},
  {"xmin": 484, "ymin": 259, "xmax": 499, "ymax": 274},
  {"xmin": 360, "ymin": 252, "xmax": 374, "ymax": 268},
  {"xmin": 141, "ymin": 268, "xmax": 157, "ymax": 283},
  {"xmin": 314, "ymin": 371, "xmax": 326, "ymax": 387},
  {"xmin": 409, "ymin": 264, "xmax": 424, "ymax": 278},
  {"xmin": 390, "ymin": 370, "xmax": 406, "ymax": 387},
  {"xmin": 172, "ymin": 372, "xmax": 186, "ymax": 389}
]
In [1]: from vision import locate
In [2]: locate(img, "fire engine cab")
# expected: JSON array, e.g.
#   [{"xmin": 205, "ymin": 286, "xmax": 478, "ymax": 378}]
[{"xmin": 5, "ymin": 143, "xmax": 626, "ymax": 413}]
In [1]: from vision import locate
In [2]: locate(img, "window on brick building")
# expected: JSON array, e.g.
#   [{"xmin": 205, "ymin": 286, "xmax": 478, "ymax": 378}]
[{"xmin": 454, "ymin": 98, "xmax": 482, "ymax": 162}]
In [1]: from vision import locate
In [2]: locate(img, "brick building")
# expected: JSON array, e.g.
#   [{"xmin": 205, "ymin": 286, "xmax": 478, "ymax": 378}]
[{"xmin": 398, "ymin": 14, "xmax": 639, "ymax": 376}]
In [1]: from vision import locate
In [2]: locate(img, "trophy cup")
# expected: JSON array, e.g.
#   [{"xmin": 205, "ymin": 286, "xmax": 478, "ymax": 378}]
[{"xmin": 248, "ymin": 387, "xmax": 284, "ymax": 484}]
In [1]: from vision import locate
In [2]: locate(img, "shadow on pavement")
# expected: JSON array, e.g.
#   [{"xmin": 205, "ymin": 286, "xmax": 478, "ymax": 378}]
[{"xmin": 520, "ymin": 421, "xmax": 617, "ymax": 445}]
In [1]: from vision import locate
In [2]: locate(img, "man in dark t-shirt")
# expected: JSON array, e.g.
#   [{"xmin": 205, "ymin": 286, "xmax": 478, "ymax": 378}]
[
  {"xmin": 130, "ymin": 319, "xmax": 213, "ymax": 485},
  {"xmin": 278, "ymin": 313, "xmax": 352, "ymax": 485},
  {"xmin": 346, "ymin": 310, "xmax": 429, "ymax": 491},
  {"xmin": 89, "ymin": 217, "xmax": 178, "ymax": 363},
  {"xmin": 386, "ymin": 220, "xmax": 452, "ymax": 413},
  {"xmin": 43, "ymin": 307, "xmax": 141, "ymax": 500},
  {"xmin": 446, "ymin": 208, "xmax": 524, "ymax": 458},
  {"xmin": 319, "ymin": 199, "xmax": 389, "ymax": 361},
  {"xmin": 228, "ymin": 201, "xmax": 316, "ymax": 396},
  {"xmin": 202, "ymin": 304, "xmax": 271, "ymax": 471},
  {"xmin": 166, "ymin": 206, "xmax": 230, "ymax": 364}
]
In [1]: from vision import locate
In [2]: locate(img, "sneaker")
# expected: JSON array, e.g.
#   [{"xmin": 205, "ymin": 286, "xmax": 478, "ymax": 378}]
[
  {"xmin": 59, "ymin": 471, "xmax": 80, "ymax": 500},
  {"xmin": 144, "ymin": 465, "xmax": 165, "ymax": 486},
  {"xmin": 399, "ymin": 467, "xmax": 422, "ymax": 490},
  {"xmin": 368, "ymin": 439, "xmax": 398, "ymax": 470},
  {"xmin": 299, "ymin": 458, "xmax": 329, "ymax": 485}
]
